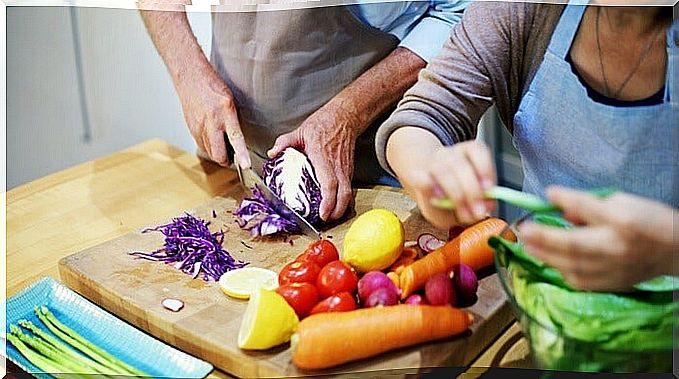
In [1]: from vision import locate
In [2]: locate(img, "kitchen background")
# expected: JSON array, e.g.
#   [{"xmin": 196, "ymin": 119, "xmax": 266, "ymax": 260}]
[{"xmin": 7, "ymin": 6, "xmax": 524, "ymax": 220}]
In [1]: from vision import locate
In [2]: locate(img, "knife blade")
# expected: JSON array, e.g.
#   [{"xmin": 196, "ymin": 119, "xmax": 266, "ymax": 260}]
[{"xmin": 236, "ymin": 161, "xmax": 322, "ymax": 240}]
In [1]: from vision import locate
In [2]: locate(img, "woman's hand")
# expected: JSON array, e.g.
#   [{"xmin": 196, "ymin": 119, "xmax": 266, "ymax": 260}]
[
  {"xmin": 386, "ymin": 128, "xmax": 497, "ymax": 230},
  {"xmin": 267, "ymin": 101, "xmax": 359, "ymax": 222},
  {"xmin": 521, "ymin": 186, "xmax": 677, "ymax": 292}
]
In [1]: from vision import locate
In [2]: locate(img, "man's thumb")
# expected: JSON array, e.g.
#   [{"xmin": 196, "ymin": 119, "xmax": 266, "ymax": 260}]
[{"xmin": 267, "ymin": 132, "xmax": 299, "ymax": 158}]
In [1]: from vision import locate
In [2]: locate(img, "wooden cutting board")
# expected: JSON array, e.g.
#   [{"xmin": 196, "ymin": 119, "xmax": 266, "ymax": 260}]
[{"xmin": 58, "ymin": 187, "xmax": 512, "ymax": 378}]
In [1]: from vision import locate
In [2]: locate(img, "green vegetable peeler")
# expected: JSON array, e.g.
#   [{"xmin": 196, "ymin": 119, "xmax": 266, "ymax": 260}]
[{"xmin": 430, "ymin": 186, "xmax": 617, "ymax": 214}]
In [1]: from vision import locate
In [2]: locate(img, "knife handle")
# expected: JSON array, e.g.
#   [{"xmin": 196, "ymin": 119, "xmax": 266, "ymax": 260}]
[{"xmin": 224, "ymin": 132, "xmax": 236, "ymax": 166}]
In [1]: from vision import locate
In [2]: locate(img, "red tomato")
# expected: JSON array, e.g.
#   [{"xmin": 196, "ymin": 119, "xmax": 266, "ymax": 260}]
[
  {"xmin": 316, "ymin": 260, "xmax": 358, "ymax": 298},
  {"xmin": 310, "ymin": 292, "xmax": 357, "ymax": 315},
  {"xmin": 296, "ymin": 240, "xmax": 339, "ymax": 268},
  {"xmin": 278, "ymin": 261, "xmax": 321, "ymax": 286},
  {"xmin": 276, "ymin": 282, "xmax": 319, "ymax": 318}
]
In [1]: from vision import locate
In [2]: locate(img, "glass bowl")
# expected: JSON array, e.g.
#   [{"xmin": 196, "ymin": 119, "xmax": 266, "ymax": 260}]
[{"xmin": 492, "ymin": 214, "xmax": 675, "ymax": 373}]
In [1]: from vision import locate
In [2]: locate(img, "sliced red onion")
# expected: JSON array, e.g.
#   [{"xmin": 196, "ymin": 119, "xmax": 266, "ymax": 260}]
[
  {"xmin": 404, "ymin": 240, "xmax": 418, "ymax": 248},
  {"xmin": 417, "ymin": 233, "xmax": 445, "ymax": 254}
]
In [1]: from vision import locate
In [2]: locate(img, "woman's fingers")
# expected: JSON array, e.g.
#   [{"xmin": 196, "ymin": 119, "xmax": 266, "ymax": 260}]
[
  {"xmin": 521, "ymin": 222, "xmax": 620, "ymax": 289},
  {"xmin": 545, "ymin": 186, "xmax": 612, "ymax": 225},
  {"xmin": 430, "ymin": 141, "xmax": 496, "ymax": 224},
  {"xmin": 462, "ymin": 141, "xmax": 496, "ymax": 189},
  {"xmin": 430, "ymin": 157, "xmax": 474, "ymax": 225}
]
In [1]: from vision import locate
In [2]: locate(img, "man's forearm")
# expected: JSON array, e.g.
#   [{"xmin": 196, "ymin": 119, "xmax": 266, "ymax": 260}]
[
  {"xmin": 139, "ymin": 7, "xmax": 213, "ymax": 90},
  {"xmin": 328, "ymin": 47, "xmax": 427, "ymax": 136}
]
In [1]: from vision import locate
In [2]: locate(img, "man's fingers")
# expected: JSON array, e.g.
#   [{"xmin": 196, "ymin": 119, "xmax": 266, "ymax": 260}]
[
  {"xmin": 199, "ymin": 134, "xmax": 211, "ymax": 160},
  {"xmin": 330, "ymin": 174, "xmax": 352, "ymax": 221},
  {"xmin": 207, "ymin": 126, "xmax": 228, "ymax": 166},
  {"xmin": 222, "ymin": 108, "xmax": 249, "ymax": 168},
  {"xmin": 311, "ymin": 156, "xmax": 337, "ymax": 222},
  {"xmin": 545, "ymin": 186, "xmax": 611, "ymax": 225},
  {"xmin": 268, "ymin": 131, "xmax": 301, "ymax": 158}
]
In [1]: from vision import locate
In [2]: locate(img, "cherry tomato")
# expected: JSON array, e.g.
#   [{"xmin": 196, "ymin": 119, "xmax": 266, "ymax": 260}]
[
  {"xmin": 276, "ymin": 282, "xmax": 319, "ymax": 318},
  {"xmin": 278, "ymin": 261, "xmax": 321, "ymax": 286},
  {"xmin": 296, "ymin": 240, "xmax": 339, "ymax": 268},
  {"xmin": 310, "ymin": 292, "xmax": 357, "ymax": 315},
  {"xmin": 316, "ymin": 260, "xmax": 358, "ymax": 298}
]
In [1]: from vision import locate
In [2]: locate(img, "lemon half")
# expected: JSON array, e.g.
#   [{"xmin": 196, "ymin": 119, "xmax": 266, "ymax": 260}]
[
  {"xmin": 218, "ymin": 267, "xmax": 278, "ymax": 300},
  {"xmin": 237, "ymin": 289, "xmax": 299, "ymax": 350}
]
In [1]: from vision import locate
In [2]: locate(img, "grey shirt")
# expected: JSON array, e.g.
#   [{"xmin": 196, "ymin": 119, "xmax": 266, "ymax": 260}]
[{"xmin": 375, "ymin": 1, "xmax": 565, "ymax": 176}]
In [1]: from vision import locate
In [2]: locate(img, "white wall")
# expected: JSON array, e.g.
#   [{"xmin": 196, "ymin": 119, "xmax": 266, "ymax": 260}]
[
  {"xmin": 6, "ymin": 6, "xmax": 212, "ymax": 189},
  {"xmin": 7, "ymin": 7, "xmax": 86, "ymax": 189}
]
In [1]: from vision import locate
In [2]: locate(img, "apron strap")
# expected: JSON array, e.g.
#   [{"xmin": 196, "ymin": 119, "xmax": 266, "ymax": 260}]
[
  {"xmin": 665, "ymin": 21, "xmax": 678, "ymax": 103},
  {"xmin": 549, "ymin": 1, "xmax": 588, "ymax": 59}
]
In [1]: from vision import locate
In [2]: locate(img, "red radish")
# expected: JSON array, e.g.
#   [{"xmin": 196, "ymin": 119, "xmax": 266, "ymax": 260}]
[
  {"xmin": 364, "ymin": 287, "xmax": 400, "ymax": 308},
  {"xmin": 357, "ymin": 271, "xmax": 399, "ymax": 303},
  {"xmin": 417, "ymin": 233, "xmax": 445, "ymax": 254},
  {"xmin": 452, "ymin": 264, "xmax": 478, "ymax": 306},
  {"xmin": 404, "ymin": 294, "xmax": 426, "ymax": 305},
  {"xmin": 424, "ymin": 273, "xmax": 456, "ymax": 306}
]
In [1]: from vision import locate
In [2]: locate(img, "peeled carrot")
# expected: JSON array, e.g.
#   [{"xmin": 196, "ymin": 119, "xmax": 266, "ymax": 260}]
[
  {"xmin": 399, "ymin": 218, "xmax": 515, "ymax": 299},
  {"xmin": 291, "ymin": 304, "xmax": 473, "ymax": 370}
]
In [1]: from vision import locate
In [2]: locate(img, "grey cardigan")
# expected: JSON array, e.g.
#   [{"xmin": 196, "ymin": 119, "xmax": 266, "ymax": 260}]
[{"xmin": 376, "ymin": 1, "xmax": 565, "ymax": 176}]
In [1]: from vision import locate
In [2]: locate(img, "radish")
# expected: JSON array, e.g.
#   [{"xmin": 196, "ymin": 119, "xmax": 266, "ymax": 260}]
[
  {"xmin": 417, "ymin": 233, "xmax": 445, "ymax": 254},
  {"xmin": 452, "ymin": 264, "xmax": 478, "ymax": 307},
  {"xmin": 404, "ymin": 294, "xmax": 426, "ymax": 305},
  {"xmin": 424, "ymin": 273, "xmax": 456, "ymax": 306},
  {"xmin": 358, "ymin": 271, "xmax": 399, "ymax": 304},
  {"xmin": 364, "ymin": 287, "xmax": 400, "ymax": 308}
]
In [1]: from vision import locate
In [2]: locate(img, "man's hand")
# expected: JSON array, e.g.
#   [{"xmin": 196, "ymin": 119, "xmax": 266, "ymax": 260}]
[
  {"xmin": 521, "ymin": 186, "xmax": 678, "ymax": 292},
  {"xmin": 176, "ymin": 66, "xmax": 250, "ymax": 168},
  {"xmin": 270, "ymin": 47, "xmax": 427, "ymax": 222},
  {"xmin": 267, "ymin": 102, "xmax": 358, "ymax": 222},
  {"xmin": 139, "ymin": 8, "xmax": 250, "ymax": 168}
]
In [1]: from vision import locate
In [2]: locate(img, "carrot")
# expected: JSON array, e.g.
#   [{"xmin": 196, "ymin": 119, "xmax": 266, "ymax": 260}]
[
  {"xmin": 388, "ymin": 246, "xmax": 420, "ymax": 274},
  {"xmin": 399, "ymin": 218, "xmax": 515, "ymax": 299},
  {"xmin": 387, "ymin": 271, "xmax": 400, "ymax": 289},
  {"xmin": 291, "ymin": 304, "xmax": 473, "ymax": 370}
]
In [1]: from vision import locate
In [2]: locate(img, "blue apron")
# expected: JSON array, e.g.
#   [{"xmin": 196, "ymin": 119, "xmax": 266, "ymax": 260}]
[{"xmin": 513, "ymin": 3, "xmax": 678, "ymax": 207}]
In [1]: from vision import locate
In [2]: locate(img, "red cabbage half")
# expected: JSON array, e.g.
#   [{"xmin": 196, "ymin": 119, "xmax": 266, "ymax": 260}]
[{"xmin": 235, "ymin": 147, "xmax": 322, "ymax": 237}]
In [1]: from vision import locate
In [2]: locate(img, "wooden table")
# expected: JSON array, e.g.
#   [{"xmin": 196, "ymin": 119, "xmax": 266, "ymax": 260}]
[{"xmin": 5, "ymin": 139, "xmax": 532, "ymax": 378}]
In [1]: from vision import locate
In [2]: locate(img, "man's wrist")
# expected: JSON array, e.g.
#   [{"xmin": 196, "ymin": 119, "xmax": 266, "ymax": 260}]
[{"xmin": 321, "ymin": 97, "xmax": 364, "ymax": 140}]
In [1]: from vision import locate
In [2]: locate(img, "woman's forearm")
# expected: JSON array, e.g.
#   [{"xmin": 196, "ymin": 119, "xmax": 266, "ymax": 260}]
[{"xmin": 386, "ymin": 127, "xmax": 443, "ymax": 185}]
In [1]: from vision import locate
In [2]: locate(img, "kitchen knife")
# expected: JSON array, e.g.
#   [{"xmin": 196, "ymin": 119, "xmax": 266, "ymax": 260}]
[{"xmin": 235, "ymin": 151, "xmax": 322, "ymax": 240}]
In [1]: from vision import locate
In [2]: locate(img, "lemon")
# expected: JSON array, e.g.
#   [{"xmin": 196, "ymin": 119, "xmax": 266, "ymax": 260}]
[
  {"xmin": 218, "ymin": 267, "xmax": 278, "ymax": 300},
  {"xmin": 237, "ymin": 289, "xmax": 299, "ymax": 350},
  {"xmin": 341, "ymin": 209, "xmax": 405, "ymax": 273}
]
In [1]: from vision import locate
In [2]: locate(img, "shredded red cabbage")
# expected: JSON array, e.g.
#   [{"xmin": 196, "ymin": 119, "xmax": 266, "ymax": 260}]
[
  {"xmin": 129, "ymin": 212, "xmax": 248, "ymax": 281},
  {"xmin": 234, "ymin": 187, "xmax": 301, "ymax": 237}
]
